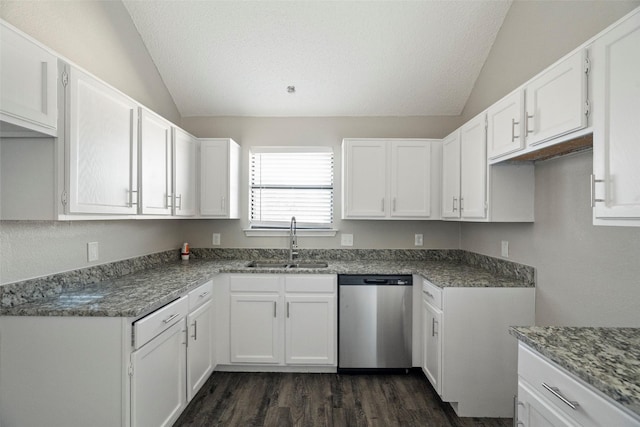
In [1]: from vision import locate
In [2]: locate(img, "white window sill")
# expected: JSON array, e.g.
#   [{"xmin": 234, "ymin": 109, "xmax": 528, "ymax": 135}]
[{"xmin": 243, "ymin": 229, "xmax": 338, "ymax": 237}]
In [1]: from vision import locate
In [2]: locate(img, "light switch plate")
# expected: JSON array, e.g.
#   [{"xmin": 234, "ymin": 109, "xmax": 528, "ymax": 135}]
[
  {"xmin": 341, "ymin": 234, "xmax": 354, "ymax": 246},
  {"xmin": 87, "ymin": 242, "xmax": 99, "ymax": 262},
  {"xmin": 414, "ymin": 234, "xmax": 423, "ymax": 246},
  {"xmin": 212, "ymin": 233, "xmax": 221, "ymax": 245},
  {"xmin": 501, "ymin": 240, "xmax": 509, "ymax": 258}
]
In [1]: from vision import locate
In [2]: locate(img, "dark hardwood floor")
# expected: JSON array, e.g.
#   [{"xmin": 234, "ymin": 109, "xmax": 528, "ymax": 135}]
[{"xmin": 174, "ymin": 370, "xmax": 513, "ymax": 427}]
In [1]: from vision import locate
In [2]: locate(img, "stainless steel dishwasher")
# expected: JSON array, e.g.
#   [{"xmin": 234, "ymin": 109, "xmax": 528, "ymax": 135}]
[{"xmin": 338, "ymin": 274, "xmax": 412, "ymax": 372}]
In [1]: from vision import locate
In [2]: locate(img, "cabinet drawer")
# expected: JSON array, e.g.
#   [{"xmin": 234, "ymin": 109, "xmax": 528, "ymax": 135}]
[
  {"xmin": 518, "ymin": 344, "xmax": 639, "ymax": 427},
  {"xmin": 422, "ymin": 279, "xmax": 442, "ymax": 309},
  {"xmin": 134, "ymin": 296, "xmax": 188, "ymax": 349},
  {"xmin": 188, "ymin": 280, "xmax": 213, "ymax": 311},
  {"xmin": 230, "ymin": 275, "xmax": 281, "ymax": 292},
  {"xmin": 285, "ymin": 275, "xmax": 336, "ymax": 293}
]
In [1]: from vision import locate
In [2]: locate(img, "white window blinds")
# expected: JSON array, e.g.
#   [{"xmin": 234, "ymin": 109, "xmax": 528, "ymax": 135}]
[{"xmin": 250, "ymin": 147, "xmax": 334, "ymax": 229}]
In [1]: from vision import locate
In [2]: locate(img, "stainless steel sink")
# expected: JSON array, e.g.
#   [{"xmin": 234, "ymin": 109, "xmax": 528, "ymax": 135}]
[{"xmin": 245, "ymin": 261, "xmax": 328, "ymax": 269}]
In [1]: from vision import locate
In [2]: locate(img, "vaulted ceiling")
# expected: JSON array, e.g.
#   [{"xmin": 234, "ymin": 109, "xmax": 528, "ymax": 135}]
[{"xmin": 123, "ymin": 0, "xmax": 511, "ymax": 117}]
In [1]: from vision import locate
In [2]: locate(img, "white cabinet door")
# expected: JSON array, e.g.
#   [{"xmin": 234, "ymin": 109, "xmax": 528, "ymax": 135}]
[
  {"xmin": 131, "ymin": 320, "xmax": 187, "ymax": 427},
  {"xmin": 187, "ymin": 300, "xmax": 213, "ymax": 401},
  {"xmin": 460, "ymin": 114, "xmax": 487, "ymax": 220},
  {"xmin": 390, "ymin": 140, "xmax": 432, "ymax": 218},
  {"xmin": 441, "ymin": 131, "xmax": 461, "ymax": 219},
  {"xmin": 517, "ymin": 381, "xmax": 577, "ymax": 427},
  {"xmin": 285, "ymin": 294, "xmax": 335, "ymax": 365},
  {"xmin": 67, "ymin": 67, "xmax": 138, "ymax": 214},
  {"xmin": 230, "ymin": 294, "xmax": 282, "ymax": 364},
  {"xmin": 0, "ymin": 22, "xmax": 57, "ymax": 136},
  {"xmin": 487, "ymin": 91, "xmax": 523, "ymax": 159},
  {"xmin": 422, "ymin": 298, "xmax": 442, "ymax": 395},
  {"xmin": 200, "ymin": 138, "xmax": 240, "ymax": 218},
  {"xmin": 342, "ymin": 139, "xmax": 387, "ymax": 218},
  {"xmin": 140, "ymin": 108, "xmax": 172, "ymax": 215},
  {"xmin": 592, "ymin": 11, "xmax": 640, "ymax": 223},
  {"xmin": 525, "ymin": 50, "xmax": 588, "ymax": 147},
  {"xmin": 172, "ymin": 128, "xmax": 197, "ymax": 217}
]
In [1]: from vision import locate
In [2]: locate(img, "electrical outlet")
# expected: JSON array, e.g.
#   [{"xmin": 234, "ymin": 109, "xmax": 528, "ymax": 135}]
[
  {"xmin": 87, "ymin": 242, "xmax": 99, "ymax": 262},
  {"xmin": 414, "ymin": 234, "xmax": 423, "ymax": 246},
  {"xmin": 212, "ymin": 233, "xmax": 221, "ymax": 246},
  {"xmin": 501, "ymin": 240, "xmax": 509, "ymax": 258},
  {"xmin": 341, "ymin": 233, "xmax": 354, "ymax": 246}
]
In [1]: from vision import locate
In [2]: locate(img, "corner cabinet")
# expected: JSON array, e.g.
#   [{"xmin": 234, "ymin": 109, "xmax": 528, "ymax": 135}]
[
  {"xmin": 420, "ymin": 279, "xmax": 535, "ymax": 417},
  {"xmin": 342, "ymin": 138, "xmax": 441, "ymax": 220},
  {"xmin": 224, "ymin": 274, "xmax": 337, "ymax": 369},
  {"xmin": 66, "ymin": 66, "xmax": 139, "ymax": 215},
  {"xmin": 441, "ymin": 113, "xmax": 534, "ymax": 222},
  {"xmin": 0, "ymin": 21, "xmax": 58, "ymax": 137},
  {"xmin": 200, "ymin": 138, "xmax": 241, "ymax": 218},
  {"xmin": 591, "ymin": 9, "xmax": 640, "ymax": 226}
]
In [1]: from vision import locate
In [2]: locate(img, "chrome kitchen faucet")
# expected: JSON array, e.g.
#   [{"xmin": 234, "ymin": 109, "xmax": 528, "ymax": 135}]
[{"xmin": 289, "ymin": 216, "xmax": 298, "ymax": 261}]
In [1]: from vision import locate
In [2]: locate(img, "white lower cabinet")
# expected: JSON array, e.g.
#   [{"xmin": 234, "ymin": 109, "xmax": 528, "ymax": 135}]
[
  {"xmin": 0, "ymin": 283, "xmax": 215, "ymax": 427},
  {"xmin": 131, "ymin": 319, "xmax": 187, "ymax": 427},
  {"xmin": 516, "ymin": 344, "xmax": 640, "ymax": 427},
  {"xmin": 226, "ymin": 274, "xmax": 337, "ymax": 369},
  {"xmin": 420, "ymin": 279, "xmax": 535, "ymax": 417}
]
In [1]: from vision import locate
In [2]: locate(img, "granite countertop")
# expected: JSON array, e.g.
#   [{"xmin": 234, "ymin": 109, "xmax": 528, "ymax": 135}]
[
  {"xmin": 510, "ymin": 326, "xmax": 640, "ymax": 419},
  {"xmin": 1, "ymin": 258, "xmax": 532, "ymax": 318}
]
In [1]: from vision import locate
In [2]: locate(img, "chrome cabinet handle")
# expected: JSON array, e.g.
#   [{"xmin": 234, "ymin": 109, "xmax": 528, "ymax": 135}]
[
  {"xmin": 273, "ymin": 301, "xmax": 277, "ymax": 318},
  {"xmin": 460, "ymin": 197, "xmax": 464, "ymax": 211},
  {"xmin": 542, "ymin": 382, "xmax": 579, "ymax": 410},
  {"xmin": 163, "ymin": 313, "xmax": 180, "ymax": 324},
  {"xmin": 199, "ymin": 291, "xmax": 210, "ymax": 298},
  {"xmin": 590, "ymin": 174, "xmax": 605, "ymax": 207},
  {"xmin": 167, "ymin": 193, "xmax": 173, "ymax": 208},
  {"xmin": 511, "ymin": 118, "xmax": 520, "ymax": 142},
  {"xmin": 191, "ymin": 320, "xmax": 197, "ymax": 340},
  {"xmin": 175, "ymin": 194, "xmax": 183, "ymax": 210},
  {"xmin": 287, "ymin": 302, "xmax": 290, "ymax": 318},
  {"xmin": 423, "ymin": 290, "xmax": 434, "ymax": 299},
  {"xmin": 452, "ymin": 197, "xmax": 457, "ymax": 212},
  {"xmin": 525, "ymin": 112, "xmax": 534, "ymax": 135},
  {"xmin": 129, "ymin": 189, "xmax": 138, "ymax": 207}
]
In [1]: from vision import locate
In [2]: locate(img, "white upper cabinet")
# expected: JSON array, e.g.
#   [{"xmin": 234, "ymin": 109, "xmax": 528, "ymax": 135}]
[
  {"xmin": 343, "ymin": 138, "xmax": 440, "ymax": 220},
  {"xmin": 200, "ymin": 138, "xmax": 240, "ymax": 218},
  {"xmin": 441, "ymin": 131, "xmax": 461, "ymax": 219},
  {"xmin": 139, "ymin": 108, "xmax": 173, "ymax": 215},
  {"xmin": 67, "ymin": 66, "xmax": 139, "ymax": 215},
  {"xmin": 172, "ymin": 128, "xmax": 198, "ymax": 217},
  {"xmin": 342, "ymin": 139, "xmax": 387, "ymax": 218},
  {"xmin": 459, "ymin": 114, "xmax": 488, "ymax": 219},
  {"xmin": 592, "ymin": 9, "xmax": 640, "ymax": 225},
  {"xmin": 0, "ymin": 21, "xmax": 58, "ymax": 137},
  {"xmin": 524, "ymin": 49, "xmax": 588, "ymax": 147},
  {"xmin": 442, "ymin": 112, "xmax": 534, "ymax": 222},
  {"xmin": 487, "ymin": 90, "xmax": 524, "ymax": 160}
]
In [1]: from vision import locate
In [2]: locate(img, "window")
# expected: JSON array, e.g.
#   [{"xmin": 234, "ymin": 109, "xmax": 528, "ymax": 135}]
[{"xmin": 250, "ymin": 146, "xmax": 333, "ymax": 229}]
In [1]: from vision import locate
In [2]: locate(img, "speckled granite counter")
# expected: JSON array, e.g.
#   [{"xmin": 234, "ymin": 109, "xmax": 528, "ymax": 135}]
[
  {"xmin": 510, "ymin": 326, "xmax": 640, "ymax": 419},
  {"xmin": 1, "ymin": 249, "xmax": 534, "ymax": 318}
]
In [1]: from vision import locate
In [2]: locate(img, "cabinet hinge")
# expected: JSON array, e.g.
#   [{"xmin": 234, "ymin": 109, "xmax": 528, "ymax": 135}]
[
  {"xmin": 61, "ymin": 70, "xmax": 69, "ymax": 87},
  {"xmin": 128, "ymin": 364, "xmax": 133, "ymax": 377},
  {"xmin": 584, "ymin": 99, "xmax": 591, "ymax": 117},
  {"xmin": 61, "ymin": 191, "xmax": 68, "ymax": 206},
  {"xmin": 584, "ymin": 57, "xmax": 590, "ymax": 74}
]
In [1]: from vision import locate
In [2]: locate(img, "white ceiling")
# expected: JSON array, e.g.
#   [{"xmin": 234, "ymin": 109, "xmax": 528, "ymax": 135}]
[{"xmin": 122, "ymin": 0, "xmax": 512, "ymax": 118}]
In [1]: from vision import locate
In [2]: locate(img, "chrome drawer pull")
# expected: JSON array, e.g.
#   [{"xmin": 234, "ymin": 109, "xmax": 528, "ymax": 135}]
[
  {"xmin": 163, "ymin": 313, "xmax": 180, "ymax": 324},
  {"xmin": 542, "ymin": 382, "xmax": 579, "ymax": 410},
  {"xmin": 199, "ymin": 291, "xmax": 210, "ymax": 298},
  {"xmin": 423, "ymin": 290, "xmax": 434, "ymax": 299}
]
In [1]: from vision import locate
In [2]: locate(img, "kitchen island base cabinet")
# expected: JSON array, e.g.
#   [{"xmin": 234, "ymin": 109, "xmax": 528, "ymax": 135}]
[{"xmin": 421, "ymin": 280, "xmax": 535, "ymax": 418}]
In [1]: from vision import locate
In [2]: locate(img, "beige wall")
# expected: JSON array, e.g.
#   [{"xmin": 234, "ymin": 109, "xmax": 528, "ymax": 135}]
[
  {"xmin": 181, "ymin": 116, "xmax": 462, "ymax": 250},
  {"xmin": 0, "ymin": 0, "xmax": 180, "ymax": 123},
  {"xmin": 460, "ymin": 2, "xmax": 640, "ymax": 326}
]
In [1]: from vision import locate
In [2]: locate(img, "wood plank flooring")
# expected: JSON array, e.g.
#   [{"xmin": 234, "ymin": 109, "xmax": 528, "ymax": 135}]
[{"xmin": 174, "ymin": 370, "xmax": 513, "ymax": 427}]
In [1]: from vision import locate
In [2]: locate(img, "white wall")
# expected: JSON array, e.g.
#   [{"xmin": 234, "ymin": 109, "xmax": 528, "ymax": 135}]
[
  {"xmin": 0, "ymin": 0, "xmax": 180, "ymax": 123},
  {"xmin": 181, "ymin": 116, "xmax": 462, "ymax": 250},
  {"xmin": 459, "ymin": 1, "xmax": 640, "ymax": 326}
]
